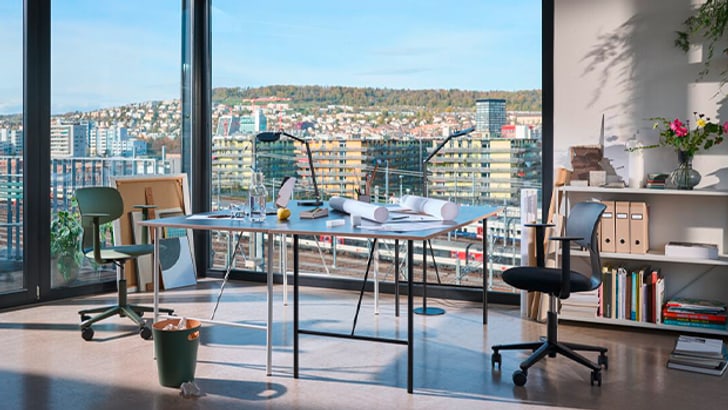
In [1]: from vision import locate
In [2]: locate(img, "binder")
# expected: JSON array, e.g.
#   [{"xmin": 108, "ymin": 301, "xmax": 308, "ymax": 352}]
[
  {"xmin": 600, "ymin": 200, "xmax": 616, "ymax": 253},
  {"xmin": 629, "ymin": 201, "xmax": 649, "ymax": 254},
  {"xmin": 614, "ymin": 201, "xmax": 631, "ymax": 253}
]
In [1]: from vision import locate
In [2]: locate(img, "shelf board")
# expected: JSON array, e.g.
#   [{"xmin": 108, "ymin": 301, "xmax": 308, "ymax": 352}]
[
  {"xmin": 573, "ymin": 249, "xmax": 728, "ymax": 266},
  {"xmin": 560, "ymin": 315, "xmax": 728, "ymax": 336},
  {"xmin": 560, "ymin": 186, "xmax": 728, "ymax": 197}
]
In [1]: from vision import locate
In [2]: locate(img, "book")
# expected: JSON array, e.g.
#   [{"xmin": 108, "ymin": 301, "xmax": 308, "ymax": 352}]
[
  {"xmin": 655, "ymin": 275, "xmax": 665, "ymax": 324},
  {"xmin": 667, "ymin": 359, "xmax": 728, "ymax": 376},
  {"xmin": 669, "ymin": 352, "xmax": 727, "ymax": 368},
  {"xmin": 600, "ymin": 265, "xmax": 614, "ymax": 319},
  {"xmin": 299, "ymin": 207, "xmax": 329, "ymax": 219},
  {"xmin": 666, "ymin": 335, "xmax": 728, "ymax": 376},
  {"xmin": 663, "ymin": 319, "xmax": 727, "ymax": 330},
  {"xmin": 664, "ymin": 241, "xmax": 719, "ymax": 259},
  {"xmin": 665, "ymin": 298, "xmax": 726, "ymax": 314},
  {"xmin": 674, "ymin": 335, "xmax": 726, "ymax": 358},
  {"xmin": 662, "ymin": 311, "xmax": 727, "ymax": 324}
]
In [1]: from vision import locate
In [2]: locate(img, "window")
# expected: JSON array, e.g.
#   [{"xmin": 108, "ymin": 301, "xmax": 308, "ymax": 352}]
[
  {"xmin": 0, "ymin": 1, "xmax": 23, "ymax": 294},
  {"xmin": 49, "ymin": 1, "xmax": 181, "ymax": 288},
  {"xmin": 211, "ymin": 1, "xmax": 542, "ymax": 293}
]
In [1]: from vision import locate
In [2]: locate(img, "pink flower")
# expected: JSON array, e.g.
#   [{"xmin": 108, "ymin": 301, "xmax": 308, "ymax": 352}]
[
  {"xmin": 670, "ymin": 118, "xmax": 684, "ymax": 132},
  {"xmin": 722, "ymin": 121, "xmax": 728, "ymax": 134},
  {"xmin": 675, "ymin": 125, "xmax": 688, "ymax": 137}
]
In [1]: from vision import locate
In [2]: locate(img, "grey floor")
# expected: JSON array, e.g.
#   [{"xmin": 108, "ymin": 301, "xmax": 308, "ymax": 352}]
[{"xmin": 1, "ymin": 279, "xmax": 726, "ymax": 410}]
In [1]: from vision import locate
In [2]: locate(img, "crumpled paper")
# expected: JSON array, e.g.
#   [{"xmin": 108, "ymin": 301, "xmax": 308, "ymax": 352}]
[{"xmin": 180, "ymin": 381, "xmax": 205, "ymax": 398}]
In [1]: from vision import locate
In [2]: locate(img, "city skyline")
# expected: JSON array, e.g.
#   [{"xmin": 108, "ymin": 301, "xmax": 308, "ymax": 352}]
[{"xmin": 0, "ymin": 1, "xmax": 542, "ymax": 115}]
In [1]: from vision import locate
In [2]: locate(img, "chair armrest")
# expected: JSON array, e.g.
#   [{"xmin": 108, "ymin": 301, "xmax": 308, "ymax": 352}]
[
  {"xmin": 549, "ymin": 235, "xmax": 583, "ymax": 242},
  {"xmin": 524, "ymin": 223, "xmax": 555, "ymax": 228},
  {"xmin": 547, "ymin": 236, "xmax": 583, "ymax": 300},
  {"xmin": 523, "ymin": 223, "xmax": 555, "ymax": 267}
]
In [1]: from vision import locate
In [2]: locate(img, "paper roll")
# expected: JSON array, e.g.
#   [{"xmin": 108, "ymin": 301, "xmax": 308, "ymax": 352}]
[
  {"xmin": 329, "ymin": 196, "xmax": 389, "ymax": 223},
  {"xmin": 399, "ymin": 195, "xmax": 459, "ymax": 220}
]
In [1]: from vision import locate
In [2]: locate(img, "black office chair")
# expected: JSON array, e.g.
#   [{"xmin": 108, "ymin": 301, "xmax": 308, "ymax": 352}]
[
  {"xmin": 491, "ymin": 201, "xmax": 608, "ymax": 386},
  {"xmin": 75, "ymin": 186, "xmax": 173, "ymax": 341}
]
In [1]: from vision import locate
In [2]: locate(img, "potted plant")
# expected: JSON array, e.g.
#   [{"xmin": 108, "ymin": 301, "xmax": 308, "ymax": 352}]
[
  {"xmin": 675, "ymin": 0, "xmax": 728, "ymax": 82},
  {"xmin": 50, "ymin": 207, "xmax": 84, "ymax": 284}
]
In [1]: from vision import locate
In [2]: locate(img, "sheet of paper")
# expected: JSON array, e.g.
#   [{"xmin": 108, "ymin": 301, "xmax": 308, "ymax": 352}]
[{"xmin": 358, "ymin": 221, "xmax": 448, "ymax": 232}]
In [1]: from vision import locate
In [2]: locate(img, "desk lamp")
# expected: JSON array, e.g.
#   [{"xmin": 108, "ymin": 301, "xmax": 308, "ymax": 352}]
[
  {"xmin": 256, "ymin": 131, "xmax": 323, "ymax": 207},
  {"xmin": 416, "ymin": 126, "xmax": 476, "ymax": 316}
]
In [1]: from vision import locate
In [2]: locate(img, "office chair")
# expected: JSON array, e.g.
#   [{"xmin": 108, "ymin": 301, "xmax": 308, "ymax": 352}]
[
  {"xmin": 75, "ymin": 186, "xmax": 173, "ymax": 341},
  {"xmin": 491, "ymin": 201, "xmax": 608, "ymax": 386}
]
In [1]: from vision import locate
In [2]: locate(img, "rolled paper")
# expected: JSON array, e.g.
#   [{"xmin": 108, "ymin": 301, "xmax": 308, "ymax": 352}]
[
  {"xmin": 399, "ymin": 195, "xmax": 459, "ymax": 220},
  {"xmin": 329, "ymin": 196, "xmax": 389, "ymax": 223}
]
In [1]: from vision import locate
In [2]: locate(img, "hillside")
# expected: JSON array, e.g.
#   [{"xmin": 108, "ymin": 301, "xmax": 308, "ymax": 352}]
[{"xmin": 212, "ymin": 85, "xmax": 541, "ymax": 112}]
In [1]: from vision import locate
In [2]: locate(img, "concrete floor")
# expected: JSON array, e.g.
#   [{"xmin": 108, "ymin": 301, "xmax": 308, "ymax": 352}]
[{"xmin": 1, "ymin": 279, "xmax": 726, "ymax": 409}]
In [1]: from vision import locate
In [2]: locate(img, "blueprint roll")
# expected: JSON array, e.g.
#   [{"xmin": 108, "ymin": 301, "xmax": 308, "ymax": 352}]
[
  {"xmin": 400, "ymin": 195, "xmax": 459, "ymax": 220},
  {"xmin": 329, "ymin": 196, "xmax": 389, "ymax": 223}
]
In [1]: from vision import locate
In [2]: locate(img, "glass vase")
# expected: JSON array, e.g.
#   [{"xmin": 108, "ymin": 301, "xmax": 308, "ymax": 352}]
[{"xmin": 669, "ymin": 150, "xmax": 701, "ymax": 190}]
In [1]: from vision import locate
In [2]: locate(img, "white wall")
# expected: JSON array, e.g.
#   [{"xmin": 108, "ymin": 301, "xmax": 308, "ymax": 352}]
[{"xmin": 555, "ymin": 0, "xmax": 728, "ymax": 189}]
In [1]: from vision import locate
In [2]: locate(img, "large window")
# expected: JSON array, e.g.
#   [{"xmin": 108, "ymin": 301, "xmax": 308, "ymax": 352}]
[
  {"xmin": 0, "ymin": 2, "xmax": 23, "ymax": 295},
  {"xmin": 49, "ymin": 1, "xmax": 181, "ymax": 289},
  {"xmin": 210, "ymin": 1, "xmax": 543, "ymax": 293}
]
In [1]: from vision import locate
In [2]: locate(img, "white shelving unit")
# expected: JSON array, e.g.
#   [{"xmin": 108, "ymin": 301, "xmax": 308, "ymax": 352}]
[{"xmin": 558, "ymin": 186, "xmax": 728, "ymax": 336}]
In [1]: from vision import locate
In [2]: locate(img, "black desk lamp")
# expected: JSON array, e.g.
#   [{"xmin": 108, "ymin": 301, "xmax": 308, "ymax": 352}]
[
  {"xmin": 256, "ymin": 131, "xmax": 323, "ymax": 207},
  {"xmin": 416, "ymin": 126, "xmax": 476, "ymax": 316}
]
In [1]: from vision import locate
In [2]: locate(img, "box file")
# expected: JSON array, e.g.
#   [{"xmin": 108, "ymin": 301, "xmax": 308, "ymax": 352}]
[
  {"xmin": 615, "ymin": 201, "xmax": 631, "ymax": 253},
  {"xmin": 600, "ymin": 200, "xmax": 616, "ymax": 253},
  {"xmin": 629, "ymin": 202, "xmax": 649, "ymax": 254}
]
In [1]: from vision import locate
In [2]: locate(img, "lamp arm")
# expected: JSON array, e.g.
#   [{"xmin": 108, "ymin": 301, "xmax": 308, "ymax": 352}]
[
  {"xmin": 424, "ymin": 126, "xmax": 475, "ymax": 163},
  {"xmin": 303, "ymin": 140, "xmax": 320, "ymax": 202}
]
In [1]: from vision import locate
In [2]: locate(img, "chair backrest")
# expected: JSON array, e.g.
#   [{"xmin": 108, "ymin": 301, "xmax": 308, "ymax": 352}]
[
  {"xmin": 565, "ymin": 201, "xmax": 606, "ymax": 287},
  {"xmin": 75, "ymin": 186, "xmax": 124, "ymax": 249}
]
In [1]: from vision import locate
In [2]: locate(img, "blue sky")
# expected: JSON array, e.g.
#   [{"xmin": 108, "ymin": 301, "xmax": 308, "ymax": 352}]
[{"xmin": 0, "ymin": 0, "xmax": 541, "ymax": 115}]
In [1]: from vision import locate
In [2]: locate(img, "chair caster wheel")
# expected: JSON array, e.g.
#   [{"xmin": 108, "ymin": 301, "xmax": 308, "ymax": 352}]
[
  {"xmin": 513, "ymin": 369, "xmax": 527, "ymax": 386},
  {"xmin": 591, "ymin": 370, "xmax": 602, "ymax": 386},
  {"xmin": 139, "ymin": 326, "xmax": 153, "ymax": 340},
  {"xmin": 80, "ymin": 314, "xmax": 90, "ymax": 322},
  {"xmin": 81, "ymin": 327, "xmax": 94, "ymax": 341},
  {"xmin": 491, "ymin": 352, "xmax": 502, "ymax": 369},
  {"xmin": 598, "ymin": 353, "xmax": 608, "ymax": 370}
]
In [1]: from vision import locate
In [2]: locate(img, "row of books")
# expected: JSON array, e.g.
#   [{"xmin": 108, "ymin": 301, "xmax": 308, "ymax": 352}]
[
  {"xmin": 561, "ymin": 263, "xmax": 728, "ymax": 332},
  {"xmin": 667, "ymin": 335, "xmax": 728, "ymax": 376},
  {"xmin": 597, "ymin": 265, "xmax": 665, "ymax": 323}
]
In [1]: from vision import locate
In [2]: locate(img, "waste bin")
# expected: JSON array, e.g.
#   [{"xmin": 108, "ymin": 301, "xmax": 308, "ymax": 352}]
[{"xmin": 153, "ymin": 318, "xmax": 201, "ymax": 388}]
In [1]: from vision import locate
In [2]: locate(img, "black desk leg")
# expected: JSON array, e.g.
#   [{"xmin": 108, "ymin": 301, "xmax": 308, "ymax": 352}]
[
  {"xmin": 293, "ymin": 234, "xmax": 299, "ymax": 378},
  {"xmin": 415, "ymin": 240, "xmax": 445, "ymax": 315},
  {"xmin": 407, "ymin": 239, "xmax": 414, "ymax": 394},
  {"xmin": 482, "ymin": 218, "xmax": 488, "ymax": 325},
  {"xmin": 395, "ymin": 239, "xmax": 399, "ymax": 317}
]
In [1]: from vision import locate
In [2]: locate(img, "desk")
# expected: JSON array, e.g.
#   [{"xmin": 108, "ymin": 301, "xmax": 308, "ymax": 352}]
[
  {"xmin": 140, "ymin": 202, "xmax": 499, "ymax": 393},
  {"xmin": 268, "ymin": 202, "xmax": 499, "ymax": 393}
]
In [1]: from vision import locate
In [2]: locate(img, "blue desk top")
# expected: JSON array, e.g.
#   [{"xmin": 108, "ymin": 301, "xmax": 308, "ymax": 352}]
[{"xmin": 138, "ymin": 201, "xmax": 500, "ymax": 240}]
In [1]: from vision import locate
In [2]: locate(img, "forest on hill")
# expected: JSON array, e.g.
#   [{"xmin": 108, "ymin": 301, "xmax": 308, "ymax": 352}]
[{"xmin": 212, "ymin": 85, "xmax": 541, "ymax": 112}]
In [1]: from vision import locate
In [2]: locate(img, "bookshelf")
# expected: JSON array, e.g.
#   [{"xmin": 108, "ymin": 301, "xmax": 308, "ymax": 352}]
[{"xmin": 558, "ymin": 186, "xmax": 728, "ymax": 336}]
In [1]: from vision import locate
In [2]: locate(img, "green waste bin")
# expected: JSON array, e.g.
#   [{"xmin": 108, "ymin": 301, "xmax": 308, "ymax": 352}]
[{"xmin": 153, "ymin": 318, "xmax": 201, "ymax": 388}]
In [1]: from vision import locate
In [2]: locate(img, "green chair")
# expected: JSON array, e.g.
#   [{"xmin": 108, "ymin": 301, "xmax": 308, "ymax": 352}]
[{"xmin": 76, "ymin": 186, "xmax": 173, "ymax": 341}]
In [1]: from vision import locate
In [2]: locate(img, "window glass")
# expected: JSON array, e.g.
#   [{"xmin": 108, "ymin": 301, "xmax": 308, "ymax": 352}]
[
  {"xmin": 211, "ymin": 1, "xmax": 542, "ymax": 292},
  {"xmin": 50, "ymin": 1, "xmax": 181, "ymax": 288},
  {"xmin": 0, "ymin": 2, "xmax": 23, "ymax": 294}
]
